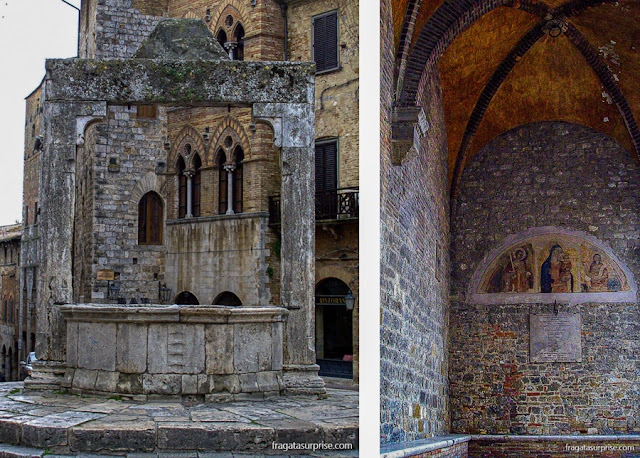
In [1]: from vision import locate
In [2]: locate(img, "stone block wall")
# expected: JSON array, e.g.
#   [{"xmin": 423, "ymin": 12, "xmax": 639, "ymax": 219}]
[
  {"xmin": 80, "ymin": 0, "xmax": 163, "ymax": 59},
  {"xmin": 450, "ymin": 122, "xmax": 640, "ymax": 435},
  {"xmin": 85, "ymin": 105, "xmax": 169, "ymax": 303},
  {"xmin": 165, "ymin": 214, "xmax": 272, "ymax": 306},
  {"xmin": 380, "ymin": 0, "xmax": 451, "ymax": 442}
]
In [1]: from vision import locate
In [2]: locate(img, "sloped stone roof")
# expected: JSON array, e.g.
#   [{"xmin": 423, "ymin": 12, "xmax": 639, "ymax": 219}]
[
  {"xmin": 133, "ymin": 19, "xmax": 230, "ymax": 61},
  {"xmin": 0, "ymin": 223, "xmax": 21, "ymax": 243}
]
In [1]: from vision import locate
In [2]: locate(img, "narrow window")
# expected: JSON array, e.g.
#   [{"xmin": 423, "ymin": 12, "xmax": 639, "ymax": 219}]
[
  {"xmin": 192, "ymin": 154, "xmax": 202, "ymax": 217},
  {"xmin": 315, "ymin": 140, "xmax": 338, "ymax": 219},
  {"xmin": 33, "ymin": 202, "xmax": 38, "ymax": 224},
  {"xmin": 233, "ymin": 24, "xmax": 245, "ymax": 61},
  {"xmin": 218, "ymin": 151, "xmax": 228, "ymax": 214},
  {"xmin": 25, "ymin": 206, "xmax": 29, "ymax": 227},
  {"xmin": 233, "ymin": 146, "xmax": 244, "ymax": 213},
  {"xmin": 177, "ymin": 156, "xmax": 187, "ymax": 218},
  {"xmin": 313, "ymin": 11, "xmax": 339, "ymax": 73},
  {"xmin": 138, "ymin": 192, "xmax": 163, "ymax": 245}
]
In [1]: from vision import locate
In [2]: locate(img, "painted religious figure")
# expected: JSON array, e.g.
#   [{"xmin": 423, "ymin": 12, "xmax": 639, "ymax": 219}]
[
  {"xmin": 581, "ymin": 252, "xmax": 622, "ymax": 292},
  {"xmin": 540, "ymin": 244, "xmax": 574, "ymax": 293},
  {"xmin": 487, "ymin": 244, "xmax": 534, "ymax": 293}
]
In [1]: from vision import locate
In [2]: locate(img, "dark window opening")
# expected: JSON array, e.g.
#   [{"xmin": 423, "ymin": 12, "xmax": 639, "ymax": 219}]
[
  {"xmin": 233, "ymin": 23, "xmax": 245, "ymax": 61},
  {"xmin": 175, "ymin": 291, "xmax": 199, "ymax": 305},
  {"xmin": 138, "ymin": 192, "xmax": 163, "ymax": 245},
  {"xmin": 233, "ymin": 146, "xmax": 243, "ymax": 213},
  {"xmin": 313, "ymin": 11, "xmax": 339, "ymax": 73},
  {"xmin": 218, "ymin": 151, "xmax": 228, "ymax": 214},
  {"xmin": 216, "ymin": 29, "xmax": 227, "ymax": 50},
  {"xmin": 192, "ymin": 154, "xmax": 202, "ymax": 217},
  {"xmin": 213, "ymin": 291, "xmax": 242, "ymax": 306},
  {"xmin": 178, "ymin": 156, "xmax": 187, "ymax": 218}
]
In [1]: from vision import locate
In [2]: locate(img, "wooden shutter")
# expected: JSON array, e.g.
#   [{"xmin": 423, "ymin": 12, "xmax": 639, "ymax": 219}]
[
  {"xmin": 316, "ymin": 141, "xmax": 338, "ymax": 192},
  {"xmin": 138, "ymin": 195, "xmax": 147, "ymax": 243},
  {"xmin": 314, "ymin": 15, "xmax": 327, "ymax": 72},
  {"xmin": 325, "ymin": 12, "xmax": 338, "ymax": 70},
  {"xmin": 218, "ymin": 153, "xmax": 228, "ymax": 214},
  {"xmin": 314, "ymin": 12, "xmax": 338, "ymax": 72},
  {"xmin": 192, "ymin": 156, "xmax": 201, "ymax": 217},
  {"xmin": 234, "ymin": 148, "xmax": 244, "ymax": 213},
  {"xmin": 148, "ymin": 193, "xmax": 163, "ymax": 245},
  {"xmin": 178, "ymin": 158, "xmax": 187, "ymax": 218}
]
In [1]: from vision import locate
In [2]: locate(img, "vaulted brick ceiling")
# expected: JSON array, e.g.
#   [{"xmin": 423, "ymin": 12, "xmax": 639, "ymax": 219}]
[{"xmin": 393, "ymin": 0, "xmax": 640, "ymax": 192}]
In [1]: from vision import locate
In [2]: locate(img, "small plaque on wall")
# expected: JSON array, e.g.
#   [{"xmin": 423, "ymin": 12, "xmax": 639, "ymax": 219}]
[
  {"xmin": 97, "ymin": 269, "xmax": 115, "ymax": 281},
  {"xmin": 530, "ymin": 313, "xmax": 582, "ymax": 362}
]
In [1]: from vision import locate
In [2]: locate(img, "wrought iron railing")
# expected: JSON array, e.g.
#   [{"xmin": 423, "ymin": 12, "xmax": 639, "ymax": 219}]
[{"xmin": 268, "ymin": 187, "xmax": 359, "ymax": 225}]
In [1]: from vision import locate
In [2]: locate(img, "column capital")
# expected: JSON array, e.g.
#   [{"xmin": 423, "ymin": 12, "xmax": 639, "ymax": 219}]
[{"xmin": 223, "ymin": 164, "xmax": 236, "ymax": 173}]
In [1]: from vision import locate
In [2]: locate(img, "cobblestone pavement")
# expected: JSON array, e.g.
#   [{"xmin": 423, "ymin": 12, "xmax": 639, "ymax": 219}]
[{"xmin": 0, "ymin": 382, "xmax": 358, "ymax": 457}]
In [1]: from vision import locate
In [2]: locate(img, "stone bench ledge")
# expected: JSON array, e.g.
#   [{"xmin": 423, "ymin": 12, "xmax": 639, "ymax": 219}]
[{"xmin": 380, "ymin": 434, "xmax": 471, "ymax": 458}]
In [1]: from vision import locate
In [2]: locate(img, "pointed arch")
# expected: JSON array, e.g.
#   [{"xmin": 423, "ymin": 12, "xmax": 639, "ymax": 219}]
[
  {"xmin": 172, "ymin": 125, "xmax": 206, "ymax": 168},
  {"xmin": 131, "ymin": 172, "xmax": 162, "ymax": 207},
  {"xmin": 210, "ymin": 1, "xmax": 249, "ymax": 37},
  {"xmin": 209, "ymin": 116, "xmax": 251, "ymax": 160}
]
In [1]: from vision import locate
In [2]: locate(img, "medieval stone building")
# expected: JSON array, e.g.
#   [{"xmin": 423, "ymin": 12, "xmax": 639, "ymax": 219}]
[
  {"xmin": 381, "ymin": 0, "xmax": 640, "ymax": 456},
  {"xmin": 0, "ymin": 224, "xmax": 21, "ymax": 382},
  {"xmin": 19, "ymin": 0, "xmax": 359, "ymax": 397}
]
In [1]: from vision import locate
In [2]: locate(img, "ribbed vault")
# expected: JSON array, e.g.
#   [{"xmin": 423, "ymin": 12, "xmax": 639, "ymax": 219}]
[{"xmin": 392, "ymin": 0, "xmax": 640, "ymax": 198}]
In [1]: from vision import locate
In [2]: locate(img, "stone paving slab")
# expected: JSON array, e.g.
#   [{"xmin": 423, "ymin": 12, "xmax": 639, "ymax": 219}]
[{"xmin": 0, "ymin": 383, "xmax": 358, "ymax": 456}]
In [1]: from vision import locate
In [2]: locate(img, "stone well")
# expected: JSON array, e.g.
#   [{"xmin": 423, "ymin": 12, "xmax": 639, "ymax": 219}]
[{"xmin": 60, "ymin": 304, "xmax": 287, "ymax": 399}]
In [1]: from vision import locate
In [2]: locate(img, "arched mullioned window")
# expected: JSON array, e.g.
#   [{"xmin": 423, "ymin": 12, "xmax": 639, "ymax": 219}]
[
  {"xmin": 192, "ymin": 154, "xmax": 202, "ymax": 217},
  {"xmin": 177, "ymin": 156, "xmax": 187, "ymax": 218},
  {"xmin": 218, "ymin": 150, "xmax": 228, "ymax": 214},
  {"xmin": 138, "ymin": 192, "xmax": 163, "ymax": 245},
  {"xmin": 233, "ymin": 145, "xmax": 244, "ymax": 213}
]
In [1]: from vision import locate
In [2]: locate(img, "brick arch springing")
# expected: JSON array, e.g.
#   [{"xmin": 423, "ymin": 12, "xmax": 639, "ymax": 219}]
[{"xmin": 209, "ymin": 116, "xmax": 251, "ymax": 163}]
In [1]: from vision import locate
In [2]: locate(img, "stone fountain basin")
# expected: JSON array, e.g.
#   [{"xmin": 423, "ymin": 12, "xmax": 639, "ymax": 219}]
[{"xmin": 60, "ymin": 304, "xmax": 287, "ymax": 400}]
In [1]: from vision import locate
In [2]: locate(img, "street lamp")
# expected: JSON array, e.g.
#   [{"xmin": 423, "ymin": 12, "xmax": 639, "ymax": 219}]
[{"xmin": 344, "ymin": 291, "xmax": 355, "ymax": 311}]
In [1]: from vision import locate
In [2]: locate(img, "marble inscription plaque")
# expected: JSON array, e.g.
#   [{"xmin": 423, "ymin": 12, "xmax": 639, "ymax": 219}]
[{"xmin": 530, "ymin": 313, "xmax": 582, "ymax": 362}]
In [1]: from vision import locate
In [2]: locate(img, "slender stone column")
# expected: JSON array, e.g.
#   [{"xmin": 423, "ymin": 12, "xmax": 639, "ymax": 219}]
[
  {"xmin": 184, "ymin": 169, "xmax": 194, "ymax": 218},
  {"xmin": 254, "ymin": 102, "xmax": 325, "ymax": 396},
  {"xmin": 224, "ymin": 164, "xmax": 236, "ymax": 215},
  {"xmin": 224, "ymin": 42, "xmax": 237, "ymax": 60}
]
